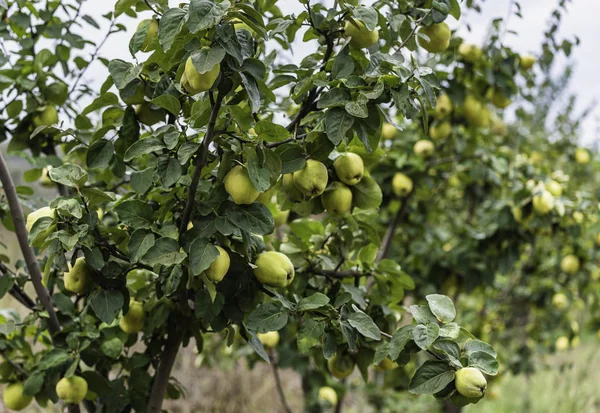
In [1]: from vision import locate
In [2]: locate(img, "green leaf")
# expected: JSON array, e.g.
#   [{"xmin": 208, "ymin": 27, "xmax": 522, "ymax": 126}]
[
  {"xmin": 325, "ymin": 108, "xmax": 354, "ymax": 145},
  {"xmin": 439, "ymin": 322, "xmax": 461, "ymax": 339},
  {"xmin": 128, "ymin": 229, "xmax": 155, "ymax": 262},
  {"xmin": 413, "ymin": 324, "xmax": 440, "ymax": 350},
  {"xmin": 158, "ymin": 157, "xmax": 182, "ymax": 187},
  {"xmin": 351, "ymin": 176, "xmax": 382, "ymax": 209},
  {"xmin": 142, "ymin": 238, "xmax": 187, "ymax": 266},
  {"xmin": 297, "ymin": 292, "xmax": 330, "ymax": 312},
  {"xmin": 353, "ymin": 6, "xmax": 378, "ymax": 31},
  {"xmin": 254, "ymin": 120, "xmax": 289, "ymax": 142},
  {"xmin": 150, "ymin": 95, "xmax": 181, "ymax": 116},
  {"xmin": 297, "ymin": 318, "xmax": 325, "ymax": 353},
  {"xmin": 449, "ymin": 0, "xmax": 461, "ymax": 19},
  {"xmin": 190, "ymin": 46, "xmax": 226, "ymax": 74},
  {"xmin": 82, "ymin": 92, "xmax": 119, "ymax": 116},
  {"xmin": 408, "ymin": 360, "xmax": 455, "ymax": 395},
  {"xmin": 464, "ymin": 339, "xmax": 497, "ymax": 358},
  {"xmin": 131, "ymin": 167, "xmax": 156, "ymax": 194},
  {"xmin": 188, "ymin": 0, "xmax": 230, "ymax": 33},
  {"xmin": 372, "ymin": 341, "xmax": 391, "ymax": 365},
  {"xmin": 246, "ymin": 302, "xmax": 288, "ymax": 333},
  {"xmin": 114, "ymin": 0, "xmax": 137, "ymax": 17},
  {"xmin": 468, "ymin": 351, "xmax": 499, "ymax": 376},
  {"xmin": 49, "ymin": 164, "xmax": 88, "ymax": 188},
  {"xmin": 426, "ymin": 294, "xmax": 456, "ymax": 323},
  {"xmin": 225, "ymin": 203, "xmax": 274, "ymax": 235},
  {"xmin": 159, "ymin": 8, "xmax": 187, "ymax": 52},
  {"xmin": 348, "ymin": 308, "xmax": 381, "ymax": 340},
  {"xmin": 23, "ymin": 371, "xmax": 44, "ymax": 396},
  {"xmin": 90, "ymin": 290, "xmax": 124, "ymax": 324},
  {"xmin": 86, "ymin": 140, "xmax": 114, "ymax": 169},
  {"xmin": 389, "ymin": 325, "xmax": 415, "ymax": 360},
  {"xmin": 189, "ymin": 237, "xmax": 219, "ymax": 276},
  {"xmin": 410, "ymin": 305, "xmax": 438, "ymax": 325},
  {"xmin": 108, "ymin": 59, "xmax": 143, "ymax": 89},
  {"xmin": 115, "ymin": 200, "xmax": 154, "ymax": 229},
  {"xmin": 38, "ymin": 349, "xmax": 69, "ymax": 370},
  {"xmin": 246, "ymin": 331, "xmax": 270, "ymax": 363}
]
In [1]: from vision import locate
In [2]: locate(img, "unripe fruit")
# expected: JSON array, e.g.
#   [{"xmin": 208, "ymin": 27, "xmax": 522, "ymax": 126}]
[
  {"xmin": 455, "ymin": 367, "xmax": 487, "ymax": 398},
  {"xmin": 184, "ymin": 55, "xmax": 220, "ymax": 94},
  {"xmin": 282, "ymin": 173, "xmax": 304, "ymax": 202},
  {"xmin": 318, "ymin": 386, "xmax": 338, "ymax": 405},
  {"xmin": 3, "ymin": 382, "xmax": 33, "ymax": 411},
  {"xmin": 417, "ymin": 23, "xmax": 451, "ymax": 53},
  {"xmin": 328, "ymin": 353, "xmax": 355, "ymax": 379},
  {"xmin": 381, "ymin": 123, "xmax": 398, "ymax": 140},
  {"xmin": 458, "ymin": 43, "xmax": 482, "ymax": 63},
  {"xmin": 205, "ymin": 246, "xmax": 230, "ymax": 282},
  {"xmin": 293, "ymin": 160, "xmax": 328, "ymax": 197},
  {"xmin": 257, "ymin": 331, "xmax": 279, "ymax": 348},
  {"xmin": 560, "ymin": 255, "xmax": 580, "ymax": 275},
  {"xmin": 575, "ymin": 148, "xmax": 590, "ymax": 164},
  {"xmin": 392, "ymin": 173, "xmax": 413, "ymax": 197},
  {"xmin": 273, "ymin": 209, "xmax": 289, "ymax": 227},
  {"xmin": 374, "ymin": 357, "xmax": 398, "ymax": 371},
  {"xmin": 56, "ymin": 376, "xmax": 88, "ymax": 404},
  {"xmin": 434, "ymin": 94, "xmax": 452, "ymax": 119},
  {"xmin": 26, "ymin": 206, "xmax": 55, "ymax": 232},
  {"xmin": 555, "ymin": 336, "xmax": 569, "ymax": 351},
  {"xmin": 321, "ymin": 182, "xmax": 353, "ymax": 215},
  {"xmin": 532, "ymin": 191, "xmax": 554, "ymax": 215},
  {"xmin": 571, "ymin": 336, "xmax": 581, "ymax": 348},
  {"xmin": 64, "ymin": 257, "xmax": 92, "ymax": 294},
  {"xmin": 224, "ymin": 165, "xmax": 260, "ymax": 205},
  {"xmin": 234, "ymin": 21, "xmax": 252, "ymax": 33},
  {"xmin": 413, "ymin": 140, "xmax": 434, "ymax": 158},
  {"xmin": 137, "ymin": 19, "xmax": 158, "ymax": 52},
  {"xmin": 490, "ymin": 88, "xmax": 511, "ymax": 109},
  {"xmin": 520, "ymin": 54, "xmax": 536, "ymax": 70},
  {"xmin": 545, "ymin": 180, "xmax": 562, "ymax": 197},
  {"xmin": 429, "ymin": 121, "xmax": 452, "ymax": 140},
  {"xmin": 33, "ymin": 106, "xmax": 58, "ymax": 127},
  {"xmin": 344, "ymin": 19, "xmax": 379, "ymax": 49},
  {"xmin": 254, "ymin": 251, "xmax": 295, "ymax": 288},
  {"xmin": 119, "ymin": 300, "xmax": 145, "ymax": 334},
  {"xmin": 552, "ymin": 293, "xmax": 568, "ymax": 310},
  {"xmin": 333, "ymin": 153, "xmax": 364, "ymax": 186}
]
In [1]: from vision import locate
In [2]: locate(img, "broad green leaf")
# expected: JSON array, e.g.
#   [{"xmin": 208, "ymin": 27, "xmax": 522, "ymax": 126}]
[
  {"xmin": 468, "ymin": 351, "xmax": 499, "ymax": 376},
  {"xmin": 225, "ymin": 203, "xmax": 274, "ymax": 235},
  {"xmin": 90, "ymin": 290, "xmax": 124, "ymax": 324},
  {"xmin": 49, "ymin": 164, "xmax": 88, "ymax": 188},
  {"xmin": 389, "ymin": 325, "xmax": 415, "ymax": 360},
  {"xmin": 115, "ymin": 200, "xmax": 154, "ymax": 229},
  {"xmin": 297, "ymin": 318, "xmax": 325, "ymax": 353},
  {"xmin": 408, "ymin": 360, "xmax": 455, "ymax": 395},
  {"xmin": 189, "ymin": 237, "xmax": 219, "ymax": 276},
  {"xmin": 86, "ymin": 139, "xmax": 114, "ymax": 169},
  {"xmin": 351, "ymin": 176, "xmax": 382, "ymax": 209},
  {"xmin": 297, "ymin": 292, "xmax": 330, "ymax": 312},
  {"xmin": 142, "ymin": 238, "xmax": 187, "ymax": 266},
  {"xmin": 254, "ymin": 120, "xmax": 289, "ymax": 142},
  {"xmin": 348, "ymin": 308, "xmax": 381, "ymax": 340},
  {"xmin": 246, "ymin": 302, "xmax": 288, "ymax": 333},
  {"xmin": 128, "ymin": 229, "xmax": 155, "ymax": 262},
  {"xmin": 413, "ymin": 323, "xmax": 440, "ymax": 350},
  {"xmin": 426, "ymin": 294, "xmax": 456, "ymax": 323},
  {"xmin": 464, "ymin": 339, "xmax": 497, "ymax": 358},
  {"xmin": 108, "ymin": 59, "xmax": 143, "ymax": 90},
  {"xmin": 190, "ymin": 46, "xmax": 226, "ymax": 74},
  {"xmin": 159, "ymin": 8, "xmax": 187, "ymax": 52},
  {"xmin": 150, "ymin": 95, "xmax": 181, "ymax": 116},
  {"xmin": 188, "ymin": 0, "xmax": 230, "ymax": 33},
  {"xmin": 325, "ymin": 108, "xmax": 354, "ymax": 145}
]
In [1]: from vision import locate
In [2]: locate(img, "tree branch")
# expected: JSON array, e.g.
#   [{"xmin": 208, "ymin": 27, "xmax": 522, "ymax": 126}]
[
  {"xmin": 0, "ymin": 152, "xmax": 60, "ymax": 335},
  {"xmin": 376, "ymin": 189, "xmax": 415, "ymax": 263},
  {"xmin": 314, "ymin": 269, "xmax": 372, "ymax": 279},
  {"xmin": 394, "ymin": 11, "xmax": 431, "ymax": 53},
  {"xmin": 147, "ymin": 328, "xmax": 184, "ymax": 413},
  {"xmin": 179, "ymin": 92, "xmax": 224, "ymax": 233},
  {"xmin": 0, "ymin": 349, "xmax": 28, "ymax": 377},
  {"xmin": 269, "ymin": 351, "xmax": 292, "ymax": 413}
]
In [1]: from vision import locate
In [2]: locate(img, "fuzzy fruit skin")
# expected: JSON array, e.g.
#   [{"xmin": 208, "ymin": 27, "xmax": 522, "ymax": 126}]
[
  {"xmin": 3, "ymin": 382, "xmax": 33, "ymax": 411},
  {"xmin": 26, "ymin": 206, "xmax": 55, "ymax": 233},
  {"xmin": 273, "ymin": 209, "xmax": 290, "ymax": 227},
  {"xmin": 429, "ymin": 121, "xmax": 452, "ymax": 140},
  {"xmin": 414, "ymin": 140, "xmax": 434, "ymax": 158},
  {"xmin": 333, "ymin": 153, "xmax": 364, "ymax": 186},
  {"xmin": 119, "ymin": 300, "xmax": 145, "ymax": 334},
  {"xmin": 555, "ymin": 336, "xmax": 569, "ymax": 351},
  {"xmin": 575, "ymin": 148, "xmax": 590, "ymax": 164},
  {"xmin": 282, "ymin": 173, "xmax": 304, "ymax": 202},
  {"xmin": 293, "ymin": 160, "xmax": 328, "ymax": 197},
  {"xmin": 545, "ymin": 180, "xmax": 562, "ymax": 197},
  {"xmin": 328, "ymin": 353, "xmax": 355, "ymax": 379},
  {"xmin": 464, "ymin": 96, "xmax": 490, "ymax": 127},
  {"xmin": 257, "ymin": 331, "xmax": 280, "ymax": 348},
  {"xmin": 64, "ymin": 257, "xmax": 92, "ymax": 294},
  {"xmin": 184, "ymin": 55, "xmax": 220, "ymax": 94},
  {"xmin": 552, "ymin": 293, "xmax": 568, "ymax": 310},
  {"xmin": 206, "ymin": 246, "xmax": 230, "ymax": 282},
  {"xmin": 318, "ymin": 386, "xmax": 338, "ymax": 405},
  {"xmin": 33, "ymin": 106, "xmax": 58, "ymax": 127},
  {"xmin": 135, "ymin": 103, "xmax": 166, "ymax": 126},
  {"xmin": 56, "ymin": 376, "xmax": 88, "ymax": 404},
  {"xmin": 344, "ymin": 20, "xmax": 379, "ymax": 49},
  {"xmin": 455, "ymin": 367, "xmax": 487, "ymax": 398},
  {"xmin": 435, "ymin": 94, "xmax": 452, "ymax": 119},
  {"xmin": 137, "ymin": 19, "xmax": 158, "ymax": 52},
  {"xmin": 560, "ymin": 255, "xmax": 580, "ymax": 274},
  {"xmin": 381, "ymin": 123, "xmax": 397, "ymax": 140},
  {"xmin": 322, "ymin": 182, "xmax": 353, "ymax": 215},
  {"xmin": 520, "ymin": 54, "xmax": 536, "ymax": 70},
  {"xmin": 374, "ymin": 357, "xmax": 398, "ymax": 372},
  {"xmin": 392, "ymin": 173, "xmax": 413, "ymax": 197},
  {"xmin": 458, "ymin": 43, "xmax": 482, "ymax": 63},
  {"xmin": 224, "ymin": 165, "xmax": 260, "ymax": 205},
  {"xmin": 490, "ymin": 89, "xmax": 511, "ymax": 109},
  {"xmin": 532, "ymin": 190, "xmax": 554, "ymax": 215},
  {"xmin": 418, "ymin": 23, "xmax": 451, "ymax": 53},
  {"xmin": 253, "ymin": 251, "xmax": 295, "ymax": 288}
]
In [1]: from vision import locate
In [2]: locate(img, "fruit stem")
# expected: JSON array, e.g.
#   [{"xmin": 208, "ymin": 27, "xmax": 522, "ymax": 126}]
[{"xmin": 0, "ymin": 151, "xmax": 61, "ymax": 336}]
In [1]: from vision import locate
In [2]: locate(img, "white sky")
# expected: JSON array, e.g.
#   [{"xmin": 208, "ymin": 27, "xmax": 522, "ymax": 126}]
[{"xmin": 71, "ymin": 0, "xmax": 599, "ymax": 145}]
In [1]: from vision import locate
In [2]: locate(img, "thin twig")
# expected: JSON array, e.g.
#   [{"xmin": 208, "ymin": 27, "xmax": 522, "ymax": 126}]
[
  {"xmin": 144, "ymin": 0, "xmax": 162, "ymax": 16},
  {"xmin": 376, "ymin": 189, "xmax": 415, "ymax": 262},
  {"xmin": 395, "ymin": 11, "xmax": 431, "ymax": 53},
  {"xmin": 0, "ymin": 151, "xmax": 60, "ymax": 335},
  {"xmin": 270, "ymin": 351, "xmax": 293, "ymax": 413},
  {"xmin": 0, "ymin": 349, "xmax": 28, "ymax": 377}
]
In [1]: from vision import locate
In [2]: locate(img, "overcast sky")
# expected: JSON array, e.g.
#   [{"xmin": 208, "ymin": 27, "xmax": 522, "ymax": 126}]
[{"xmin": 72, "ymin": 0, "xmax": 599, "ymax": 145}]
